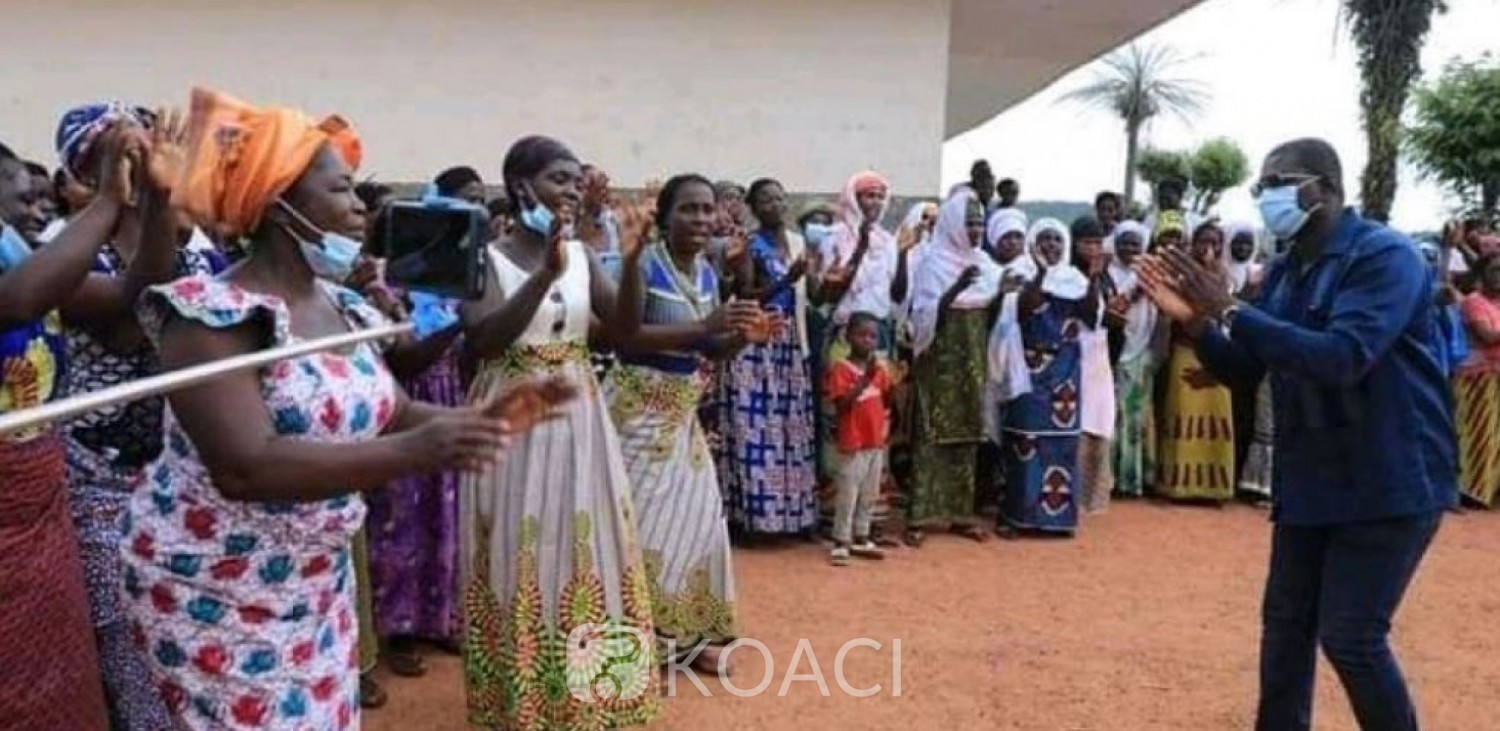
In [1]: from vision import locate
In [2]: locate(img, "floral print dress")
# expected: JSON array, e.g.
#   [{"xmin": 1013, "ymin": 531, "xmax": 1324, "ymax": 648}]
[{"xmin": 122, "ymin": 275, "xmax": 398, "ymax": 731}]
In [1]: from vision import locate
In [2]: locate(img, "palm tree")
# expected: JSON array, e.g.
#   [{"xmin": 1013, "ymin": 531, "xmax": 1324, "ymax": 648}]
[
  {"xmin": 1341, "ymin": 0, "xmax": 1446, "ymax": 223},
  {"xmin": 1060, "ymin": 43, "xmax": 1209, "ymax": 205}
]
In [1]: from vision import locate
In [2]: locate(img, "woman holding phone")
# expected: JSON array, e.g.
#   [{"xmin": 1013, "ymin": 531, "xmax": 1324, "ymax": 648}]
[{"xmin": 121, "ymin": 88, "xmax": 571, "ymax": 731}]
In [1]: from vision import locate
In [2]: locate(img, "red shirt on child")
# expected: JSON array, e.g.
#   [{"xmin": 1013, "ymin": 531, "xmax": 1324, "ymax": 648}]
[{"xmin": 824, "ymin": 359, "xmax": 891, "ymax": 453}]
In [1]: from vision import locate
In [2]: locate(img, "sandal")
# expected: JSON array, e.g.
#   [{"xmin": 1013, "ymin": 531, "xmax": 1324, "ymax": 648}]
[
  {"xmin": 690, "ymin": 644, "xmax": 728, "ymax": 676},
  {"xmin": 385, "ymin": 650, "xmax": 426, "ymax": 678},
  {"xmin": 904, "ymin": 529, "xmax": 925, "ymax": 548},
  {"xmin": 830, "ymin": 546, "xmax": 851, "ymax": 566},
  {"xmin": 359, "ymin": 674, "xmax": 388, "ymax": 710},
  {"xmin": 956, "ymin": 525, "xmax": 990, "ymax": 543},
  {"xmin": 385, "ymin": 637, "xmax": 427, "ymax": 678},
  {"xmin": 850, "ymin": 540, "xmax": 886, "ymax": 560}
]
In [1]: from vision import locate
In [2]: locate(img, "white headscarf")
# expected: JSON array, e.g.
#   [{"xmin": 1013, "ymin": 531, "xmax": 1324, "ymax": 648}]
[
  {"xmin": 901, "ymin": 201, "xmax": 934, "ymax": 238},
  {"xmin": 899, "ymin": 201, "xmax": 937, "ymax": 268},
  {"xmin": 1105, "ymin": 220, "xmax": 1158, "ymax": 364},
  {"xmin": 983, "ymin": 210, "xmax": 1036, "ymax": 434},
  {"xmin": 1221, "ymin": 220, "xmax": 1256, "ymax": 294},
  {"xmin": 1025, "ymin": 218, "xmax": 1089, "ymax": 300},
  {"xmin": 895, "ymin": 200, "xmax": 936, "ymax": 337},
  {"xmin": 909, "ymin": 190, "xmax": 999, "ymax": 357},
  {"xmin": 986, "ymin": 209, "xmax": 1029, "ymax": 263},
  {"xmin": 1106, "ymin": 220, "xmax": 1149, "ymax": 295}
]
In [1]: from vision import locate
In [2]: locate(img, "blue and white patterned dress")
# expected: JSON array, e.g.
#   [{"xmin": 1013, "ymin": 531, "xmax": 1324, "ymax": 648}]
[
  {"xmin": 713, "ymin": 232, "xmax": 817, "ymax": 535},
  {"xmin": 123, "ymin": 275, "xmax": 398, "ymax": 730},
  {"xmin": 1001, "ymin": 295, "xmax": 1086, "ymax": 534}
]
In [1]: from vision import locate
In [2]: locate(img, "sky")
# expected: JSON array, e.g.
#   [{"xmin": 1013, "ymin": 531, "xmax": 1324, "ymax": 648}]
[{"xmin": 941, "ymin": 0, "xmax": 1500, "ymax": 232}]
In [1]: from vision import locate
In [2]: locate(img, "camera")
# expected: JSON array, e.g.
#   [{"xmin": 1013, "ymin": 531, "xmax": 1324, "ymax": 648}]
[{"xmin": 376, "ymin": 197, "xmax": 488, "ymax": 300}]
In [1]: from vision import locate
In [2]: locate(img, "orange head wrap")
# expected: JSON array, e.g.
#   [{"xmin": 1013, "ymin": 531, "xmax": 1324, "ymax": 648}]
[
  {"xmin": 838, "ymin": 170, "xmax": 890, "ymax": 228},
  {"xmin": 173, "ymin": 87, "xmax": 362, "ymax": 238},
  {"xmin": 850, "ymin": 171, "xmax": 888, "ymax": 197}
]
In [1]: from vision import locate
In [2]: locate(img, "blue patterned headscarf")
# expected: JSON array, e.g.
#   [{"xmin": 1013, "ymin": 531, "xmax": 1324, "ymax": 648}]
[{"xmin": 54, "ymin": 102, "xmax": 153, "ymax": 180}]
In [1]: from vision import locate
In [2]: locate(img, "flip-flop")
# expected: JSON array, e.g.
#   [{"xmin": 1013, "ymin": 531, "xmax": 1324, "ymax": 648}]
[
  {"xmin": 385, "ymin": 650, "xmax": 427, "ymax": 678},
  {"xmin": 359, "ymin": 675, "xmax": 388, "ymax": 709},
  {"xmin": 956, "ymin": 525, "xmax": 990, "ymax": 543}
]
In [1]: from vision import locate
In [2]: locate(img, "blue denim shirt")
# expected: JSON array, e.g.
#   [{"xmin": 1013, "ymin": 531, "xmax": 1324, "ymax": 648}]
[{"xmin": 1196, "ymin": 208, "xmax": 1458, "ymax": 525}]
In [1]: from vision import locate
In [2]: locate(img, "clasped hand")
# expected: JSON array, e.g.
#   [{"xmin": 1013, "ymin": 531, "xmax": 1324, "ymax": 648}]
[{"xmin": 1134, "ymin": 248, "xmax": 1235, "ymax": 328}]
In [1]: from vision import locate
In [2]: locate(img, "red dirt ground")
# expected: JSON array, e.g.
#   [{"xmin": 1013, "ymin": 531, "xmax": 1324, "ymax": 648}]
[{"xmin": 366, "ymin": 500, "xmax": 1500, "ymax": 730}]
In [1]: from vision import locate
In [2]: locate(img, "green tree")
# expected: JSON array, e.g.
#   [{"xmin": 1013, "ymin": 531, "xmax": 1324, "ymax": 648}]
[
  {"xmin": 1060, "ymin": 43, "xmax": 1209, "ymax": 205},
  {"xmin": 1342, "ymin": 0, "xmax": 1447, "ymax": 222},
  {"xmin": 1188, "ymin": 138, "xmax": 1250, "ymax": 215},
  {"xmin": 1135, "ymin": 148, "xmax": 1191, "ymax": 193},
  {"xmin": 1406, "ymin": 56, "xmax": 1500, "ymax": 215}
]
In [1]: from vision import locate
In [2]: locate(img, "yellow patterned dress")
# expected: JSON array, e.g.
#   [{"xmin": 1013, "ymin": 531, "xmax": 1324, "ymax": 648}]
[
  {"xmin": 605, "ymin": 245, "xmax": 736, "ymax": 661},
  {"xmin": 1156, "ymin": 332, "xmax": 1236, "ymax": 502},
  {"xmin": 460, "ymin": 241, "xmax": 659, "ymax": 730},
  {"xmin": 1457, "ymin": 293, "xmax": 1500, "ymax": 507}
]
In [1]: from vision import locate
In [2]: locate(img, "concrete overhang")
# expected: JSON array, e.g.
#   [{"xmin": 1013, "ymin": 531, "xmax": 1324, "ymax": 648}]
[{"xmin": 946, "ymin": 0, "xmax": 1205, "ymax": 138}]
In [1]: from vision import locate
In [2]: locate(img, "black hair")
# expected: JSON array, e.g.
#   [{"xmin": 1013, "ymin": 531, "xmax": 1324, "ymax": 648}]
[
  {"xmin": 1267, "ymin": 138, "xmax": 1344, "ymax": 196},
  {"xmin": 1070, "ymin": 215, "xmax": 1104, "ymax": 242},
  {"xmin": 486, "ymin": 197, "xmax": 513, "ymax": 219},
  {"xmin": 1069, "ymin": 216, "xmax": 1104, "ymax": 269},
  {"xmin": 846, "ymin": 310, "xmax": 880, "ymax": 333},
  {"xmin": 1095, "ymin": 190, "xmax": 1121, "ymax": 208},
  {"xmin": 354, "ymin": 181, "xmax": 393, "ymax": 212},
  {"xmin": 746, "ymin": 178, "xmax": 781, "ymax": 205},
  {"xmin": 1476, "ymin": 253, "xmax": 1500, "ymax": 279},
  {"xmin": 654, "ymin": 173, "xmax": 715, "ymax": 233},
  {"xmin": 713, "ymin": 180, "xmax": 745, "ymax": 201},
  {"xmin": 0, "ymin": 141, "xmax": 15, "ymax": 161},
  {"xmin": 998, "ymin": 178, "xmax": 1018, "ymax": 189},
  {"xmin": 1157, "ymin": 176, "xmax": 1187, "ymax": 195},
  {"xmin": 1192, "ymin": 220, "xmax": 1224, "ymax": 247},
  {"xmin": 0, "ymin": 154, "xmax": 28, "ymax": 203},
  {"xmin": 745, "ymin": 178, "xmax": 783, "ymax": 225},
  {"xmin": 970, "ymin": 159, "xmax": 993, "ymax": 179},
  {"xmin": 51, "ymin": 168, "xmax": 72, "ymax": 217},
  {"xmin": 434, "ymin": 166, "xmax": 483, "ymax": 198},
  {"xmin": 501, "ymin": 135, "xmax": 578, "ymax": 207},
  {"xmin": 23, "ymin": 161, "xmax": 48, "ymax": 179}
]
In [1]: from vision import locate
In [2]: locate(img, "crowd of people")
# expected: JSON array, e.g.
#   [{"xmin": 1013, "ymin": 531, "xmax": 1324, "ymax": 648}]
[{"xmin": 0, "ymin": 89, "xmax": 1493, "ymax": 731}]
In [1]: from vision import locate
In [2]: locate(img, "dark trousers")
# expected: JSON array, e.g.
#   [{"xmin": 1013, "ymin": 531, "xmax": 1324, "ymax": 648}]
[{"xmin": 1257, "ymin": 511, "xmax": 1442, "ymax": 731}]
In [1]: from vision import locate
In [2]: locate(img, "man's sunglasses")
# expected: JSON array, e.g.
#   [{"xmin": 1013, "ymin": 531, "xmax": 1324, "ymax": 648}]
[{"xmin": 1251, "ymin": 173, "xmax": 1321, "ymax": 198}]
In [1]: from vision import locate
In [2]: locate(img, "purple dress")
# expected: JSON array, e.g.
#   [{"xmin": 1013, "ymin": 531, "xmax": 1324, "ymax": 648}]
[{"xmin": 366, "ymin": 340, "xmax": 465, "ymax": 641}]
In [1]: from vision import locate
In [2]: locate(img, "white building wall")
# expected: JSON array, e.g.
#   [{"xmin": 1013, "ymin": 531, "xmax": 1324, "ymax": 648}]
[{"xmin": 0, "ymin": 0, "xmax": 951, "ymax": 194}]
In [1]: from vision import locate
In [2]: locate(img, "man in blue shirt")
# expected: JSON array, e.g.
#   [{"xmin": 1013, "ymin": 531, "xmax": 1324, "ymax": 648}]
[{"xmin": 1137, "ymin": 138, "xmax": 1457, "ymax": 731}]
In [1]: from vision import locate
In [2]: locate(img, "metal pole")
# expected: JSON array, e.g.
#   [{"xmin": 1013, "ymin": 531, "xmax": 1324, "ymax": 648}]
[{"xmin": 0, "ymin": 322, "xmax": 414, "ymax": 437}]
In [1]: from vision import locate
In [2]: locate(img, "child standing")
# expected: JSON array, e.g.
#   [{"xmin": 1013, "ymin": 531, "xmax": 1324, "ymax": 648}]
[{"xmin": 825, "ymin": 312, "xmax": 893, "ymax": 566}]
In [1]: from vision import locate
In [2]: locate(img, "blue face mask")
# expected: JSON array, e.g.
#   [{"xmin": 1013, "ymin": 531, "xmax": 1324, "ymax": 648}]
[
  {"xmin": 519, "ymin": 200, "xmax": 556, "ymax": 237},
  {"xmin": 276, "ymin": 199, "xmax": 363, "ymax": 281},
  {"xmin": 1256, "ymin": 184, "xmax": 1320, "ymax": 242},
  {"xmin": 0, "ymin": 225, "xmax": 33, "ymax": 272},
  {"xmin": 803, "ymin": 223, "xmax": 836, "ymax": 248}
]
